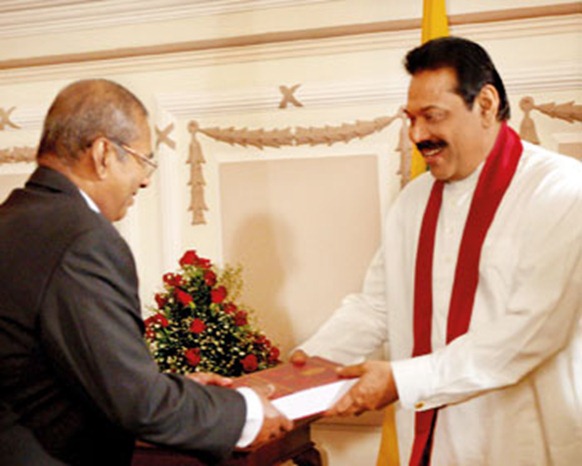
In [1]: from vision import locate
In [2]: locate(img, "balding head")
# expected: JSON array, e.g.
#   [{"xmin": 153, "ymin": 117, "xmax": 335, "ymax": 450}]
[{"xmin": 37, "ymin": 79, "xmax": 148, "ymax": 162}]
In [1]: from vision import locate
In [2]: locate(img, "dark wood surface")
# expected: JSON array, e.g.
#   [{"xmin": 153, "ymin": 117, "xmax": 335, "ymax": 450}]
[{"xmin": 131, "ymin": 418, "xmax": 322, "ymax": 466}]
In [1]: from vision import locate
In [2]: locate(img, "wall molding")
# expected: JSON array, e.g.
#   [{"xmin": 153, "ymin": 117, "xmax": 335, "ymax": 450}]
[
  {"xmin": 0, "ymin": 0, "xmax": 335, "ymax": 38},
  {"xmin": 156, "ymin": 61, "xmax": 580, "ymax": 118},
  {"xmin": 0, "ymin": 4, "xmax": 580, "ymax": 84},
  {"xmin": 2, "ymin": 59, "xmax": 580, "ymax": 139}
]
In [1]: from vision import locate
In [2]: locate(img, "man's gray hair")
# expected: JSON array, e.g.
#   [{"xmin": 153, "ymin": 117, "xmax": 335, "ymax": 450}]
[{"xmin": 37, "ymin": 79, "xmax": 148, "ymax": 161}]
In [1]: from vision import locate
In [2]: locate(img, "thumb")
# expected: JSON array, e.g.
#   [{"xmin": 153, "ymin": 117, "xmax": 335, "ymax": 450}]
[
  {"xmin": 290, "ymin": 349, "xmax": 308, "ymax": 366},
  {"xmin": 336, "ymin": 363, "xmax": 365, "ymax": 378}
]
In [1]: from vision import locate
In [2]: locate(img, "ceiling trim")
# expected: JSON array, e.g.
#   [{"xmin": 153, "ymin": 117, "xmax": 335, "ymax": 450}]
[
  {"xmin": 0, "ymin": 0, "xmax": 335, "ymax": 37},
  {"xmin": 1, "ymin": 3, "xmax": 580, "ymax": 75},
  {"xmin": 0, "ymin": 14, "xmax": 580, "ymax": 86}
]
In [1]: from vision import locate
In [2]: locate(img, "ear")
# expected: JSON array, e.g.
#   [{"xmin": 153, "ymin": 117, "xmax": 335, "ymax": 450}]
[
  {"xmin": 87, "ymin": 138, "xmax": 111, "ymax": 180},
  {"xmin": 476, "ymin": 84, "xmax": 500, "ymax": 128}
]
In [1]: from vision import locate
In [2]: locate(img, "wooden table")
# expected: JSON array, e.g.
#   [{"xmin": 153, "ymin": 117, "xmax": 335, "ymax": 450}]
[{"xmin": 131, "ymin": 418, "xmax": 322, "ymax": 466}]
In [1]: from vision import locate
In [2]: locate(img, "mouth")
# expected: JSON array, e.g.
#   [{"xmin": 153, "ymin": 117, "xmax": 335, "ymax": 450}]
[{"xmin": 416, "ymin": 140, "xmax": 447, "ymax": 164}]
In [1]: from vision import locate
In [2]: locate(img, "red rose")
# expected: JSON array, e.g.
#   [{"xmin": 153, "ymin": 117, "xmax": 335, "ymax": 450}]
[
  {"xmin": 255, "ymin": 334, "xmax": 271, "ymax": 347},
  {"xmin": 185, "ymin": 348, "xmax": 201, "ymax": 367},
  {"xmin": 210, "ymin": 286, "xmax": 227, "ymax": 303},
  {"xmin": 242, "ymin": 354, "xmax": 258, "ymax": 372},
  {"xmin": 189, "ymin": 318, "xmax": 206, "ymax": 334},
  {"xmin": 154, "ymin": 293, "xmax": 167, "ymax": 309},
  {"xmin": 157, "ymin": 314, "xmax": 169, "ymax": 328},
  {"xmin": 179, "ymin": 250, "xmax": 198, "ymax": 267},
  {"xmin": 195, "ymin": 257, "xmax": 212, "ymax": 269},
  {"xmin": 268, "ymin": 346, "xmax": 280, "ymax": 362},
  {"xmin": 203, "ymin": 270, "xmax": 217, "ymax": 287},
  {"xmin": 176, "ymin": 289, "xmax": 193, "ymax": 306},
  {"xmin": 145, "ymin": 313, "xmax": 168, "ymax": 328},
  {"xmin": 234, "ymin": 310, "xmax": 248, "ymax": 327},
  {"xmin": 223, "ymin": 302, "xmax": 237, "ymax": 315},
  {"xmin": 163, "ymin": 273, "xmax": 183, "ymax": 287}
]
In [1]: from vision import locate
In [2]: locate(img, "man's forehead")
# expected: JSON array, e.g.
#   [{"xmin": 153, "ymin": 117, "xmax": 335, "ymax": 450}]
[
  {"xmin": 406, "ymin": 71, "xmax": 461, "ymax": 108},
  {"xmin": 409, "ymin": 68, "xmax": 458, "ymax": 90}
]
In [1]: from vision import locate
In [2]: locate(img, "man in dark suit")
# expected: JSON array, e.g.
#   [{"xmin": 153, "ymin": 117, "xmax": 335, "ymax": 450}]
[{"xmin": 0, "ymin": 79, "xmax": 292, "ymax": 465}]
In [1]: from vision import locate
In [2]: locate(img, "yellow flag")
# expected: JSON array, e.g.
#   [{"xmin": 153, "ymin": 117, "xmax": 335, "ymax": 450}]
[
  {"xmin": 421, "ymin": 0, "xmax": 450, "ymax": 43},
  {"xmin": 376, "ymin": 3, "xmax": 449, "ymax": 465},
  {"xmin": 409, "ymin": 0, "xmax": 450, "ymax": 181}
]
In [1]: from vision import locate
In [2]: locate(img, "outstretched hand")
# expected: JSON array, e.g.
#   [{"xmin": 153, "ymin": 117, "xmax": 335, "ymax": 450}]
[
  {"xmin": 186, "ymin": 372, "xmax": 233, "ymax": 387},
  {"xmin": 325, "ymin": 361, "xmax": 398, "ymax": 417},
  {"xmin": 247, "ymin": 394, "xmax": 293, "ymax": 448}
]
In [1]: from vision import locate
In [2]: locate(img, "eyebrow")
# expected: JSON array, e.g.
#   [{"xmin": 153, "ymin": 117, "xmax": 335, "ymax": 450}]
[{"xmin": 404, "ymin": 105, "xmax": 446, "ymax": 116}]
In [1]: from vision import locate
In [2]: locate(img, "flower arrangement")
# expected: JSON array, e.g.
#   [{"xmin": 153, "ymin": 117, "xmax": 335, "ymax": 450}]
[{"xmin": 144, "ymin": 249, "xmax": 280, "ymax": 377}]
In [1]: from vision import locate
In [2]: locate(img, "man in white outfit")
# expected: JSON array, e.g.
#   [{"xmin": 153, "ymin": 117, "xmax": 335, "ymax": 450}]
[{"xmin": 292, "ymin": 37, "xmax": 582, "ymax": 465}]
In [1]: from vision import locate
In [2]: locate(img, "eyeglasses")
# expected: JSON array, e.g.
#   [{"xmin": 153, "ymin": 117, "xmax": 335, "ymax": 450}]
[{"xmin": 109, "ymin": 139, "xmax": 158, "ymax": 177}]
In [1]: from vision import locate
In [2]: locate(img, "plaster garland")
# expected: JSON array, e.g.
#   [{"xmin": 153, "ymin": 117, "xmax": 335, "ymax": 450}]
[
  {"xmin": 1, "ymin": 96, "xmax": 579, "ymax": 233},
  {"xmin": 0, "ymin": 146, "xmax": 35, "ymax": 164},
  {"xmin": 518, "ymin": 97, "xmax": 582, "ymax": 145},
  {"xmin": 187, "ymin": 112, "xmax": 402, "ymax": 225}
]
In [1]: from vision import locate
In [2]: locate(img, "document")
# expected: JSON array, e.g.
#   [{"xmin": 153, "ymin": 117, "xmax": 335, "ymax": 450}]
[
  {"xmin": 232, "ymin": 356, "xmax": 359, "ymax": 420},
  {"xmin": 271, "ymin": 378, "xmax": 358, "ymax": 420}
]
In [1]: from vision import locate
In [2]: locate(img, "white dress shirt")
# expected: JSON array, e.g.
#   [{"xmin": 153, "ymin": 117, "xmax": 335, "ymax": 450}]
[{"xmin": 300, "ymin": 142, "xmax": 582, "ymax": 465}]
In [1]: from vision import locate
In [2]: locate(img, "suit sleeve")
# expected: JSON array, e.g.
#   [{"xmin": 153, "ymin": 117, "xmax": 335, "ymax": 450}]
[{"xmin": 39, "ymin": 226, "xmax": 246, "ymax": 460}]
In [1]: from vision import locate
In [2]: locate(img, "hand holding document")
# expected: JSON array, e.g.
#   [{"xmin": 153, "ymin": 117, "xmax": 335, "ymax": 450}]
[
  {"xmin": 272, "ymin": 378, "xmax": 358, "ymax": 420},
  {"xmin": 232, "ymin": 357, "xmax": 358, "ymax": 420}
]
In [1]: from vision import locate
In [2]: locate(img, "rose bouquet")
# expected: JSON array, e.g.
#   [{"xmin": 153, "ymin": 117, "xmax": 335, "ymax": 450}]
[{"xmin": 144, "ymin": 249, "xmax": 280, "ymax": 377}]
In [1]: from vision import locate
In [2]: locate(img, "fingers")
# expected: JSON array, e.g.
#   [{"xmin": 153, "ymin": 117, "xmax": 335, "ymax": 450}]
[
  {"xmin": 325, "ymin": 361, "xmax": 399, "ymax": 418},
  {"xmin": 325, "ymin": 393, "xmax": 354, "ymax": 417},
  {"xmin": 325, "ymin": 384, "xmax": 366, "ymax": 417},
  {"xmin": 248, "ymin": 381, "xmax": 276, "ymax": 399},
  {"xmin": 186, "ymin": 372, "xmax": 233, "ymax": 387},
  {"xmin": 289, "ymin": 349, "xmax": 308, "ymax": 366},
  {"xmin": 250, "ymin": 396, "xmax": 293, "ymax": 447},
  {"xmin": 336, "ymin": 363, "xmax": 365, "ymax": 378}
]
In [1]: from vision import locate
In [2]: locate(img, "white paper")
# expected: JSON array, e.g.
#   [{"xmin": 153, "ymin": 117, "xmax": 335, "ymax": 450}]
[{"xmin": 272, "ymin": 378, "xmax": 359, "ymax": 420}]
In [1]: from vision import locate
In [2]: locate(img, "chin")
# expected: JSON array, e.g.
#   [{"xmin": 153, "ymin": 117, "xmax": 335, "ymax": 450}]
[{"xmin": 429, "ymin": 169, "xmax": 453, "ymax": 182}]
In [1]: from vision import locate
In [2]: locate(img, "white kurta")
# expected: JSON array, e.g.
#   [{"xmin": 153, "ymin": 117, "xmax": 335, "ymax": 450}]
[{"xmin": 300, "ymin": 142, "xmax": 582, "ymax": 465}]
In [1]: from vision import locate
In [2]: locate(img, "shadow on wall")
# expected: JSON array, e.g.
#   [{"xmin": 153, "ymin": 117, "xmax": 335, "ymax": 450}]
[{"xmin": 224, "ymin": 213, "xmax": 296, "ymax": 354}]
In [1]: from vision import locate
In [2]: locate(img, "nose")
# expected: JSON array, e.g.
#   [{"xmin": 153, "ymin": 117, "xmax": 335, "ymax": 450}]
[
  {"xmin": 409, "ymin": 120, "xmax": 429, "ymax": 144},
  {"xmin": 140, "ymin": 174, "xmax": 152, "ymax": 189}
]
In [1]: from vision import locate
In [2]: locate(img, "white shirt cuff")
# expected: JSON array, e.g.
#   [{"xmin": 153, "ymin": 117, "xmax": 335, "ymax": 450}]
[
  {"xmin": 391, "ymin": 355, "xmax": 436, "ymax": 411},
  {"xmin": 235, "ymin": 387, "xmax": 264, "ymax": 448}
]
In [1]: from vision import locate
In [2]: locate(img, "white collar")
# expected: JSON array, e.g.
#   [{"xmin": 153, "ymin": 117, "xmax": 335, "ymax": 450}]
[{"xmin": 78, "ymin": 188, "xmax": 100, "ymax": 213}]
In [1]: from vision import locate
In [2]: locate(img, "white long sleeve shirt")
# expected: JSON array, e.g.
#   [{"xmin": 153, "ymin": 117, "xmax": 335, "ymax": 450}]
[{"xmin": 300, "ymin": 142, "xmax": 582, "ymax": 465}]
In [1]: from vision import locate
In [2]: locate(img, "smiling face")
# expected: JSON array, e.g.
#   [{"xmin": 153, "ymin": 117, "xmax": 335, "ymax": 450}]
[{"xmin": 405, "ymin": 67, "xmax": 494, "ymax": 182}]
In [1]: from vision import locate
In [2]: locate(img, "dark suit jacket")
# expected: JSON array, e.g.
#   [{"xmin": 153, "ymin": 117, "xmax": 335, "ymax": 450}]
[{"xmin": 0, "ymin": 167, "xmax": 246, "ymax": 465}]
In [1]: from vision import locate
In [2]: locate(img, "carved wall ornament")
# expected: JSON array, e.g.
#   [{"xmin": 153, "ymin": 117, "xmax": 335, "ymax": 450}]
[
  {"xmin": 0, "ymin": 107, "xmax": 20, "ymax": 131},
  {"xmin": 278, "ymin": 84, "xmax": 303, "ymax": 109},
  {"xmin": 155, "ymin": 123, "xmax": 176, "ymax": 150},
  {"xmin": 187, "ymin": 121, "xmax": 208, "ymax": 226},
  {"xmin": 395, "ymin": 107, "xmax": 413, "ymax": 188},
  {"xmin": 518, "ymin": 97, "xmax": 582, "ymax": 145},
  {"xmin": 187, "ymin": 112, "xmax": 401, "ymax": 225},
  {"xmin": 0, "ymin": 146, "xmax": 35, "ymax": 164}
]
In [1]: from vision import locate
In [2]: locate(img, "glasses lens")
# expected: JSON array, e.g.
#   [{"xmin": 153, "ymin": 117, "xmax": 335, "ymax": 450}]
[{"xmin": 116, "ymin": 141, "xmax": 157, "ymax": 176}]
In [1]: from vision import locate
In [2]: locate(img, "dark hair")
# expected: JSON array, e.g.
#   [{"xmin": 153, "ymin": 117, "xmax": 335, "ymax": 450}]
[
  {"xmin": 37, "ymin": 79, "xmax": 148, "ymax": 161},
  {"xmin": 404, "ymin": 36, "xmax": 510, "ymax": 121}
]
